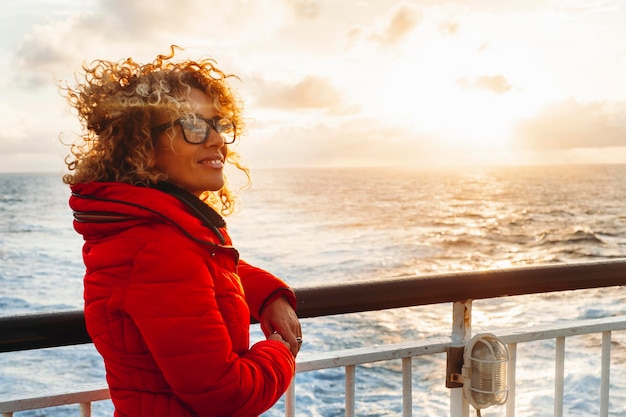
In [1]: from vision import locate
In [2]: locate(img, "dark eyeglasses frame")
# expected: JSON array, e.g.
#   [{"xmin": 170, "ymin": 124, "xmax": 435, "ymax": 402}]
[{"xmin": 152, "ymin": 115, "xmax": 237, "ymax": 145}]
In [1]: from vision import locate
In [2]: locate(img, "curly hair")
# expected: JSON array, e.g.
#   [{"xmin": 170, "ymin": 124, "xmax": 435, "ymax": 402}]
[{"xmin": 62, "ymin": 45, "xmax": 250, "ymax": 215}]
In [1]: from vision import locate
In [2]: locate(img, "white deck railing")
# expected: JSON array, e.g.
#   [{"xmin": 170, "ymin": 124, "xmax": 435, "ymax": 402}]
[
  {"xmin": 1, "ymin": 260, "xmax": 625, "ymax": 417},
  {"xmin": 2, "ymin": 312, "xmax": 625, "ymax": 417},
  {"xmin": 287, "ymin": 313, "xmax": 626, "ymax": 417}
]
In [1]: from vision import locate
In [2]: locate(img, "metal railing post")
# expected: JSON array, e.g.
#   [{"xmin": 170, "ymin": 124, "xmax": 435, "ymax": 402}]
[
  {"xmin": 506, "ymin": 343, "xmax": 517, "ymax": 417},
  {"xmin": 402, "ymin": 357, "xmax": 412, "ymax": 417},
  {"xmin": 600, "ymin": 331, "xmax": 611, "ymax": 417},
  {"xmin": 285, "ymin": 379, "xmax": 296, "ymax": 417},
  {"xmin": 450, "ymin": 300, "xmax": 471, "ymax": 417},
  {"xmin": 554, "ymin": 337, "xmax": 565, "ymax": 417},
  {"xmin": 345, "ymin": 365, "xmax": 356, "ymax": 417},
  {"xmin": 79, "ymin": 402, "xmax": 91, "ymax": 417}
]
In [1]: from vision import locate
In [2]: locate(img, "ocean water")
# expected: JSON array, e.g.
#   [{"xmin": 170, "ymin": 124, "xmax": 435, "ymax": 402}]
[{"xmin": 1, "ymin": 165, "xmax": 626, "ymax": 416}]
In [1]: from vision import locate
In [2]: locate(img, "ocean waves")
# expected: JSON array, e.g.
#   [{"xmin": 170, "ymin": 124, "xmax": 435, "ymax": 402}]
[{"xmin": 2, "ymin": 166, "xmax": 626, "ymax": 416}]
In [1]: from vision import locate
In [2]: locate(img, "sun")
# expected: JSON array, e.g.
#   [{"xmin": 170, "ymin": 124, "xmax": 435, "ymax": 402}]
[
  {"xmin": 343, "ymin": 58, "xmax": 539, "ymax": 155},
  {"xmin": 422, "ymin": 89, "xmax": 525, "ymax": 150},
  {"xmin": 355, "ymin": 75, "xmax": 533, "ymax": 152}
]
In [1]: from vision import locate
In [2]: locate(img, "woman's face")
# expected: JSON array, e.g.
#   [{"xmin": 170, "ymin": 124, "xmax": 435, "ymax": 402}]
[{"xmin": 153, "ymin": 88, "xmax": 227, "ymax": 196}]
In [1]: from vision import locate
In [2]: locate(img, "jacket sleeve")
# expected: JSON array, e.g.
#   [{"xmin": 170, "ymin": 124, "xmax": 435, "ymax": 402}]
[
  {"xmin": 123, "ymin": 237, "xmax": 295, "ymax": 417},
  {"xmin": 237, "ymin": 260, "xmax": 297, "ymax": 320}
]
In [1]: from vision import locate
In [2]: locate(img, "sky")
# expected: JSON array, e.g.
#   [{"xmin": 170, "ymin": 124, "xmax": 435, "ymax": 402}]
[{"xmin": 1, "ymin": 0, "xmax": 626, "ymax": 173}]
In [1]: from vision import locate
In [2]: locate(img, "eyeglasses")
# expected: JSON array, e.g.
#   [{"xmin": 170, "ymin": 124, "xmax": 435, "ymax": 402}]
[{"xmin": 152, "ymin": 115, "xmax": 237, "ymax": 145}]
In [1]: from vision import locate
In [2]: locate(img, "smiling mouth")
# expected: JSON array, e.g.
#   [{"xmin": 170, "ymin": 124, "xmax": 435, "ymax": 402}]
[{"xmin": 199, "ymin": 156, "xmax": 224, "ymax": 169}]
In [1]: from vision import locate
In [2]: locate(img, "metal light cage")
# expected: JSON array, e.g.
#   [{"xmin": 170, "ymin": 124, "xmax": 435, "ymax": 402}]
[{"xmin": 462, "ymin": 333, "xmax": 509, "ymax": 410}]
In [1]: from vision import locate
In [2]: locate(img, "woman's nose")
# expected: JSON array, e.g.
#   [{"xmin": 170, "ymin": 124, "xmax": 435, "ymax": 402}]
[{"xmin": 204, "ymin": 128, "xmax": 225, "ymax": 148}]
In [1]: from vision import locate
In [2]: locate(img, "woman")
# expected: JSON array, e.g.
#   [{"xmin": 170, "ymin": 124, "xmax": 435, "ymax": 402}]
[{"xmin": 63, "ymin": 46, "xmax": 302, "ymax": 417}]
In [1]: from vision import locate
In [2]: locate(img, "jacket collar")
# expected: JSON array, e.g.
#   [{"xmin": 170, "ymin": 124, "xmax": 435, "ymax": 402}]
[{"xmin": 151, "ymin": 181, "xmax": 226, "ymax": 244}]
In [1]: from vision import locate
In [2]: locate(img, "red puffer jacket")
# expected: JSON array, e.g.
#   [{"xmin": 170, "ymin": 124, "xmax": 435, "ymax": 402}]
[{"xmin": 70, "ymin": 182, "xmax": 296, "ymax": 417}]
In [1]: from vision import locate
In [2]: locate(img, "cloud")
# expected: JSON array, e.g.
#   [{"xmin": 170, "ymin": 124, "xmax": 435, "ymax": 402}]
[
  {"xmin": 12, "ymin": 9, "xmax": 158, "ymax": 89},
  {"xmin": 11, "ymin": 0, "xmax": 294, "ymax": 90},
  {"xmin": 0, "ymin": 98, "xmax": 71, "ymax": 155},
  {"xmin": 438, "ymin": 20, "xmax": 460, "ymax": 35},
  {"xmin": 289, "ymin": 0, "xmax": 322, "ymax": 18},
  {"xmin": 346, "ymin": 2, "xmax": 422, "ymax": 47},
  {"xmin": 96, "ymin": 0, "xmax": 290, "ymax": 40},
  {"xmin": 0, "ymin": 105, "xmax": 29, "ymax": 148},
  {"xmin": 456, "ymin": 75, "xmax": 513, "ymax": 94},
  {"xmin": 241, "ymin": 115, "xmax": 437, "ymax": 168},
  {"xmin": 513, "ymin": 98, "xmax": 626, "ymax": 150},
  {"xmin": 13, "ymin": 14, "xmax": 94, "ymax": 88},
  {"xmin": 373, "ymin": 3, "xmax": 423, "ymax": 45},
  {"xmin": 249, "ymin": 74, "xmax": 360, "ymax": 114}
]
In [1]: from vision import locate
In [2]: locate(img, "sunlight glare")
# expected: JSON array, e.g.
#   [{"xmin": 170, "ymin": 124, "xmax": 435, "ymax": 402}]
[{"xmin": 346, "ymin": 14, "xmax": 548, "ymax": 154}]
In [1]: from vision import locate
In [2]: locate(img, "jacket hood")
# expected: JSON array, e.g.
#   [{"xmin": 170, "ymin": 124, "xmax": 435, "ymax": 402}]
[{"xmin": 70, "ymin": 182, "xmax": 232, "ymax": 247}]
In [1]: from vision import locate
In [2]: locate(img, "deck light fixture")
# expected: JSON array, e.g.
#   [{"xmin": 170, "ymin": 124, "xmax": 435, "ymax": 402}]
[{"xmin": 461, "ymin": 333, "xmax": 509, "ymax": 414}]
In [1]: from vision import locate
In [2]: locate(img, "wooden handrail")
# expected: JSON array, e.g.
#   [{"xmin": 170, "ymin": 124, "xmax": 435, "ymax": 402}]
[{"xmin": 1, "ymin": 259, "xmax": 625, "ymax": 353}]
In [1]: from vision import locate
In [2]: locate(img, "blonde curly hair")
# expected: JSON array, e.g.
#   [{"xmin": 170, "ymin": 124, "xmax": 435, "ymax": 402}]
[{"xmin": 62, "ymin": 45, "xmax": 250, "ymax": 215}]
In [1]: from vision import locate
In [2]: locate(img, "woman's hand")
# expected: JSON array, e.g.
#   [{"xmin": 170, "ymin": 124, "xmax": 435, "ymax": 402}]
[
  {"xmin": 267, "ymin": 332, "xmax": 291, "ymax": 352},
  {"xmin": 260, "ymin": 296, "xmax": 302, "ymax": 357}
]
